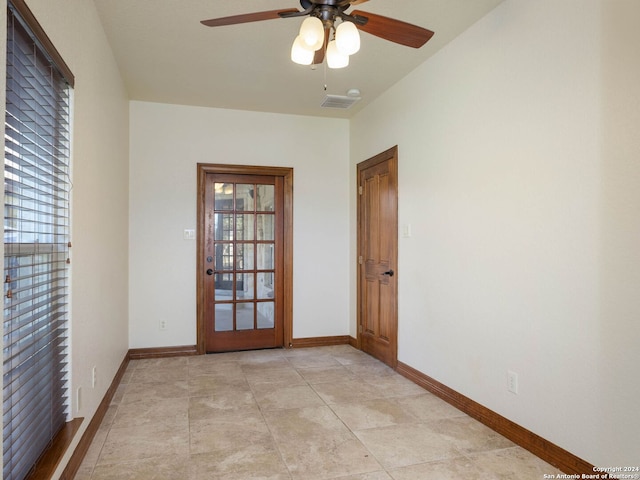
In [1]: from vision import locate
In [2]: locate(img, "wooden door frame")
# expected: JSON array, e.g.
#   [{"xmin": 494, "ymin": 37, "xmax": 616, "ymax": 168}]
[
  {"xmin": 196, "ymin": 164, "xmax": 294, "ymax": 354},
  {"xmin": 356, "ymin": 146, "xmax": 399, "ymax": 367}
]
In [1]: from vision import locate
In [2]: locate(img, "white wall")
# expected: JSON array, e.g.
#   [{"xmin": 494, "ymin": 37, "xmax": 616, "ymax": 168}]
[
  {"xmin": 129, "ymin": 102, "xmax": 350, "ymax": 347},
  {"xmin": 7, "ymin": 1, "xmax": 131, "ymax": 477},
  {"xmin": 350, "ymin": 0, "xmax": 639, "ymax": 467},
  {"xmin": 597, "ymin": 0, "xmax": 640, "ymax": 456}
]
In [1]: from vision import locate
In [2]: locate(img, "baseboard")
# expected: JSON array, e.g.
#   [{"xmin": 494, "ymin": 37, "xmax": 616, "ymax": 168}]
[
  {"xmin": 396, "ymin": 361, "xmax": 594, "ymax": 475},
  {"xmin": 291, "ymin": 335, "xmax": 353, "ymax": 348},
  {"xmin": 60, "ymin": 353, "xmax": 130, "ymax": 480},
  {"xmin": 129, "ymin": 344, "xmax": 198, "ymax": 359}
]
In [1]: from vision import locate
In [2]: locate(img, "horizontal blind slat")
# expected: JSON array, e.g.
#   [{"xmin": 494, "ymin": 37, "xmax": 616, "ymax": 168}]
[
  {"xmin": 4, "ymin": 275, "xmax": 68, "ymax": 297},
  {"xmin": 2, "ymin": 312, "xmax": 67, "ymax": 356},
  {"xmin": 3, "ymin": 335, "xmax": 68, "ymax": 384},
  {"xmin": 4, "ymin": 136, "xmax": 71, "ymax": 173},
  {"xmin": 3, "ymin": 343, "xmax": 68, "ymax": 390}
]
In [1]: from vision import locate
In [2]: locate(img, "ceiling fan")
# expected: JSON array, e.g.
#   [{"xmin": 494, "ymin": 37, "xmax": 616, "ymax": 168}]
[{"xmin": 201, "ymin": 0, "xmax": 434, "ymax": 69}]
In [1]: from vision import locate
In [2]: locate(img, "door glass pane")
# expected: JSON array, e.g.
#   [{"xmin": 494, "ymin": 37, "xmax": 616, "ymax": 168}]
[
  {"xmin": 257, "ymin": 272, "xmax": 274, "ymax": 299},
  {"xmin": 257, "ymin": 302, "xmax": 275, "ymax": 329},
  {"xmin": 215, "ymin": 244, "xmax": 233, "ymax": 270},
  {"xmin": 256, "ymin": 185, "xmax": 275, "ymax": 211},
  {"xmin": 236, "ymin": 244, "xmax": 254, "ymax": 270},
  {"xmin": 257, "ymin": 244, "xmax": 274, "ymax": 270},
  {"xmin": 214, "ymin": 213, "xmax": 234, "ymax": 240},
  {"xmin": 236, "ymin": 214, "xmax": 254, "ymax": 241},
  {"xmin": 214, "ymin": 273, "xmax": 233, "ymax": 300},
  {"xmin": 215, "ymin": 303, "xmax": 233, "ymax": 331},
  {"xmin": 236, "ymin": 184, "xmax": 255, "ymax": 212},
  {"xmin": 214, "ymin": 183, "xmax": 234, "ymax": 210},
  {"xmin": 256, "ymin": 214, "xmax": 274, "ymax": 241},
  {"xmin": 236, "ymin": 273, "xmax": 254, "ymax": 300},
  {"xmin": 236, "ymin": 303, "xmax": 255, "ymax": 330}
]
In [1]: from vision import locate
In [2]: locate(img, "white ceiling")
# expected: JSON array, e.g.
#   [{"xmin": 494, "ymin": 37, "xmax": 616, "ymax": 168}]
[{"xmin": 93, "ymin": 0, "xmax": 503, "ymax": 119}]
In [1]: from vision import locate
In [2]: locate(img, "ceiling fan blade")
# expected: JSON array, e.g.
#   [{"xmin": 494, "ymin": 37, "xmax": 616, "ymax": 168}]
[
  {"xmin": 201, "ymin": 9, "xmax": 299, "ymax": 27},
  {"xmin": 348, "ymin": 0, "xmax": 370, "ymax": 5},
  {"xmin": 351, "ymin": 10, "xmax": 434, "ymax": 48},
  {"xmin": 313, "ymin": 28, "xmax": 330, "ymax": 65}
]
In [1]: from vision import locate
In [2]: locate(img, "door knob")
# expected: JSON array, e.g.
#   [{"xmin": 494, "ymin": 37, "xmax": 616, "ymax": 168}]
[
  {"xmin": 382, "ymin": 269, "xmax": 394, "ymax": 277},
  {"xmin": 206, "ymin": 269, "xmax": 214, "ymax": 276}
]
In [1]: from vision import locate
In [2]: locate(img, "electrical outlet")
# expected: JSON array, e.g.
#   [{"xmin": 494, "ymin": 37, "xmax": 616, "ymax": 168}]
[
  {"xmin": 92, "ymin": 366, "xmax": 97, "ymax": 388},
  {"xmin": 507, "ymin": 370, "xmax": 519, "ymax": 394},
  {"xmin": 76, "ymin": 387, "xmax": 82, "ymax": 411},
  {"xmin": 159, "ymin": 320, "xmax": 167, "ymax": 331}
]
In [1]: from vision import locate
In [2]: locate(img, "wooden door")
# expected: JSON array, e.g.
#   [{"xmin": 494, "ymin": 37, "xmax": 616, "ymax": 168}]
[
  {"xmin": 198, "ymin": 167, "xmax": 293, "ymax": 353},
  {"xmin": 357, "ymin": 147, "xmax": 398, "ymax": 368}
]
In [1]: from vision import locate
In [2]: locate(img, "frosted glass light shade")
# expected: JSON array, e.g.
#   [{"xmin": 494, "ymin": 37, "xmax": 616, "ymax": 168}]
[
  {"xmin": 326, "ymin": 40, "xmax": 349, "ymax": 69},
  {"xmin": 335, "ymin": 21, "xmax": 360, "ymax": 55},
  {"xmin": 299, "ymin": 16, "xmax": 325, "ymax": 51},
  {"xmin": 291, "ymin": 35, "xmax": 314, "ymax": 65}
]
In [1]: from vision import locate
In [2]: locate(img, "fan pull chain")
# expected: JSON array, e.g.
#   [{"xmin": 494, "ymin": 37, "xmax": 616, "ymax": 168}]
[{"xmin": 323, "ymin": 57, "xmax": 328, "ymax": 91}]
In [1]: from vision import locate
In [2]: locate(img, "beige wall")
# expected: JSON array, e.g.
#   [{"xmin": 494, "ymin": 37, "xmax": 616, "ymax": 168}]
[
  {"xmin": 598, "ymin": 0, "xmax": 640, "ymax": 455},
  {"xmin": 128, "ymin": 101, "xmax": 350, "ymax": 348},
  {"xmin": 2, "ymin": 1, "xmax": 131, "ymax": 476},
  {"xmin": 350, "ymin": 0, "xmax": 639, "ymax": 466}
]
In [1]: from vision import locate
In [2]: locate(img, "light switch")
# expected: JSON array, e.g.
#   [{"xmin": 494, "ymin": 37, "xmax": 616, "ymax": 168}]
[
  {"xmin": 402, "ymin": 224, "xmax": 412, "ymax": 238},
  {"xmin": 183, "ymin": 229, "xmax": 195, "ymax": 240}
]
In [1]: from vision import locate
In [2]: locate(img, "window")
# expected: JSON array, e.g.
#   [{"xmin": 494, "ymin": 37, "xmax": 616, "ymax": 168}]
[{"xmin": 3, "ymin": 2, "xmax": 74, "ymax": 479}]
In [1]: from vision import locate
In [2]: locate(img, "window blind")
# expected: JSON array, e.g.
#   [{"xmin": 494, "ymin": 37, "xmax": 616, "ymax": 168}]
[{"xmin": 3, "ymin": 4, "xmax": 72, "ymax": 480}]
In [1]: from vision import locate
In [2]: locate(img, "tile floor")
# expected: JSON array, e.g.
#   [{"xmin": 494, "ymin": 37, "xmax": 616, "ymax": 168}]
[{"xmin": 75, "ymin": 345, "xmax": 560, "ymax": 479}]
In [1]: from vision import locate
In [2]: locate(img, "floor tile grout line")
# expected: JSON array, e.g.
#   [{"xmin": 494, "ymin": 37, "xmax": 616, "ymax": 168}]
[
  {"xmin": 321, "ymin": 390, "xmax": 389, "ymax": 477},
  {"xmin": 249, "ymin": 350, "xmax": 389, "ymax": 479},
  {"xmin": 246, "ymin": 366, "xmax": 296, "ymax": 480},
  {"xmin": 298, "ymin": 352, "xmax": 478, "ymax": 477}
]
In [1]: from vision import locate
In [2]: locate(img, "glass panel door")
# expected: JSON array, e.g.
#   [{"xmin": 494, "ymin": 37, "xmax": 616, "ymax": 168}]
[{"xmin": 205, "ymin": 174, "xmax": 282, "ymax": 352}]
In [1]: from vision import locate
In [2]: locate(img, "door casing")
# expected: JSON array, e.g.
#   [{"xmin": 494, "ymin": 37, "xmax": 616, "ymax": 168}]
[{"xmin": 196, "ymin": 164, "xmax": 293, "ymax": 354}]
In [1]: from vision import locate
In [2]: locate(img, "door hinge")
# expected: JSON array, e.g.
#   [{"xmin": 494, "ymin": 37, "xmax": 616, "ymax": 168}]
[
  {"xmin": 358, "ymin": 186, "xmax": 363, "ymax": 195},
  {"xmin": 358, "ymin": 256, "xmax": 363, "ymax": 265}
]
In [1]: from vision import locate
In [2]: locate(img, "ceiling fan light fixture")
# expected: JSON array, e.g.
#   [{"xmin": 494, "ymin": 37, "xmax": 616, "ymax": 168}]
[
  {"xmin": 335, "ymin": 21, "xmax": 360, "ymax": 56},
  {"xmin": 291, "ymin": 35, "xmax": 314, "ymax": 65},
  {"xmin": 299, "ymin": 16, "xmax": 325, "ymax": 51},
  {"xmin": 326, "ymin": 40, "xmax": 349, "ymax": 69},
  {"xmin": 202, "ymin": 5, "xmax": 436, "ymax": 74}
]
